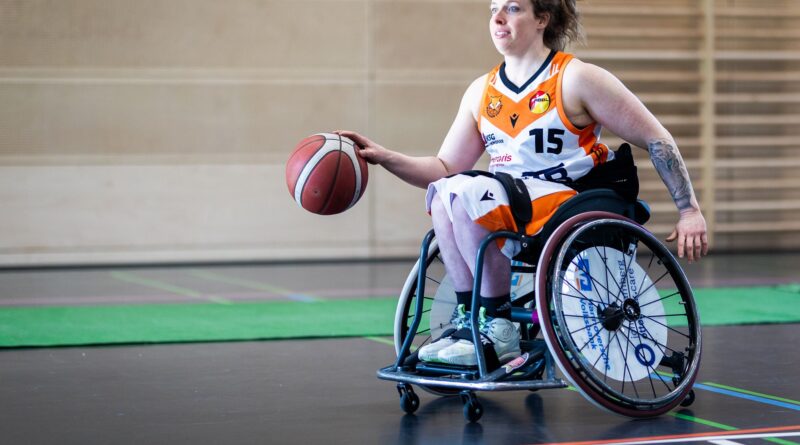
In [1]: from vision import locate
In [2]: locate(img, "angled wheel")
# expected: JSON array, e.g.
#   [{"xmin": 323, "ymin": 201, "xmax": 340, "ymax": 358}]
[
  {"xmin": 536, "ymin": 212, "xmax": 702, "ymax": 418},
  {"xmin": 394, "ymin": 239, "xmax": 461, "ymax": 396}
]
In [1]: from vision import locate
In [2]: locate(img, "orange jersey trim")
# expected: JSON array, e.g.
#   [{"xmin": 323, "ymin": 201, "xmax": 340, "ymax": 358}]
[
  {"xmin": 480, "ymin": 74, "xmax": 560, "ymax": 139},
  {"xmin": 555, "ymin": 54, "xmax": 582, "ymax": 135},
  {"xmin": 475, "ymin": 190, "xmax": 577, "ymax": 249}
]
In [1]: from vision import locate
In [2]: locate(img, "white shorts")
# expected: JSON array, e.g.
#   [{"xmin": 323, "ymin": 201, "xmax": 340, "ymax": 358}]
[{"xmin": 426, "ymin": 174, "xmax": 577, "ymax": 258}]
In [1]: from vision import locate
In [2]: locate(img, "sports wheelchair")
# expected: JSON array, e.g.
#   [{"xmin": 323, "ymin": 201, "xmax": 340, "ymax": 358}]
[{"xmin": 377, "ymin": 188, "xmax": 701, "ymax": 422}]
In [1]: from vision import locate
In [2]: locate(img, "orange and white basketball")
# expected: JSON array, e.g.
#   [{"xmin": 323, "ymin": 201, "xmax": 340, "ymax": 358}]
[{"xmin": 285, "ymin": 133, "xmax": 368, "ymax": 215}]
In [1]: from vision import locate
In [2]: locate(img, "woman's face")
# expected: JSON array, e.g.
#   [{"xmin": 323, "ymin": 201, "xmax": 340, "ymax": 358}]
[{"xmin": 489, "ymin": 0, "xmax": 546, "ymax": 56}]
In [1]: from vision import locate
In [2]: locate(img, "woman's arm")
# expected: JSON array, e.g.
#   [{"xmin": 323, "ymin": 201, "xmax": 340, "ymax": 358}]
[
  {"xmin": 338, "ymin": 76, "xmax": 486, "ymax": 189},
  {"xmin": 562, "ymin": 61, "xmax": 709, "ymax": 262}
]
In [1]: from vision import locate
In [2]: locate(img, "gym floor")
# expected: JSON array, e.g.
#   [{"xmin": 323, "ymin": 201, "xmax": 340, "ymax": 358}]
[{"xmin": 1, "ymin": 253, "xmax": 799, "ymax": 445}]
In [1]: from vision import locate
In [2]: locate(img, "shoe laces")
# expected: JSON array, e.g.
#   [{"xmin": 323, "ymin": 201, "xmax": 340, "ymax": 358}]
[
  {"xmin": 450, "ymin": 304, "xmax": 469, "ymax": 329},
  {"xmin": 477, "ymin": 307, "xmax": 505, "ymax": 340}
]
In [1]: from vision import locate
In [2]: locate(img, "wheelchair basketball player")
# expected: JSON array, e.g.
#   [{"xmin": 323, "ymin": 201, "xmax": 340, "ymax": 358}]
[{"xmin": 338, "ymin": 0, "xmax": 708, "ymax": 368}]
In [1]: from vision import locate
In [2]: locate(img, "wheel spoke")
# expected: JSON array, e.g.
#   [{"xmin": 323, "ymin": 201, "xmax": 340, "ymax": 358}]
[
  {"xmin": 576, "ymin": 322, "xmax": 608, "ymax": 353},
  {"xmin": 569, "ymin": 318, "xmax": 605, "ymax": 335},
  {"xmin": 590, "ymin": 331, "xmax": 612, "ymax": 379},
  {"xmin": 561, "ymin": 292, "xmax": 607, "ymax": 308},
  {"xmin": 639, "ymin": 290, "xmax": 681, "ymax": 310},
  {"xmin": 631, "ymin": 270, "xmax": 671, "ymax": 305},
  {"xmin": 610, "ymin": 325, "xmax": 635, "ymax": 397},
  {"xmin": 563, "ymin": 313, "xmax": 600, "ymax": 320},
  {"xmin": 570, "ymin": 254, "xmax": 619, "ymax": 309},
  {"xmin": 640, "ymin": 314, "xmax": 691, "ymax": 339},
  {"xmin": 560, "ymin": 276, "xmax": 609, "ymax": 310},
  {"xmin": 621, "ymin": 241, "xmax": 637, "ymax": 306},
  {"xmin": 618, "ymin": 322, "xmax": 673, "ymax": 394},
  {"xmin": 592, "ymin": 244, "xmax": 625, "ymax": 305},
  {"xmin": 425, "ymin": 276, "xmax": 441, "ymax": 286},
  {"xmin": 407, "ymin": 307, "xmax": 432, "ymax": 319},
  {"xmin": 620, "ymin": 323, "xmax": 681, "ymax": 356}
]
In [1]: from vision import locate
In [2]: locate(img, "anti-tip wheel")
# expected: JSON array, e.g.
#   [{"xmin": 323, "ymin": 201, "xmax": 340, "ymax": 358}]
[{"xmin": 680, "ymin": 389, "xmax": 696, "ymax": 407}]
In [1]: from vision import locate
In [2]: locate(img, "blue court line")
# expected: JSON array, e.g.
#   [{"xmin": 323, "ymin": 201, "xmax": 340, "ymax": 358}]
[
  {"xmin": 653, "ymin": 372, "xmax": 800, "ymax": 412},
  {"xmin": 693, "ymin": 382, "xmax": 800, "ymax": 412}
]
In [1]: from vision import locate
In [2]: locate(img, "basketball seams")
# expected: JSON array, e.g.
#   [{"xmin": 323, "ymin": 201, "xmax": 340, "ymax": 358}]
[
  {"xmin": 288, "ymin": 132, "xmax": 366, "ymax": 215},
  {"xmin": 294, "ymin": 143, "xmax": 340, "ymax": 207},
  {"xmin": 319, "ymin": 134, "xmax": 345, "ymax": 215},
  {"xmin": 341, "ymin": 143, "xmax": 363, "ymax": 208}
]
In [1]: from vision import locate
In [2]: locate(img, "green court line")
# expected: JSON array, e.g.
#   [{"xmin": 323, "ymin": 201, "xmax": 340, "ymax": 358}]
[
  {"xmin": 669, "ymin": 412, "xmax": 738, "ymax": 431},
  {"xmin": 363, "ymin": 336, "xmax": 395, "ymax": 347},
  {"xmin": 700, "ymin": 381, "xmax": 800, "ymax": 407},
  {"xmin": 767, "ymin": 438, "xmax": 800, "ymax": 445},
  {"xmin": 186, "ymin": 270, "xmax": 324, "ymax": 302},
  {"xmin": 670, "ymin": 413, "xmax": 800, "ymax": 445},
  {"xmin": 110, "ymin": 271, "xmax": 231, "ymax": 305}
]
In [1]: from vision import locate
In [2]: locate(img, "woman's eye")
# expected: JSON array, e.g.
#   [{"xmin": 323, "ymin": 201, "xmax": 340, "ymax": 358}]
[
  {"xmin": 508, "ymin": 5, "xmax": 520, "ymax": 13},
  {"xmin": 490, "ymin": 7, "xmax": 498, "ymax": 14}
]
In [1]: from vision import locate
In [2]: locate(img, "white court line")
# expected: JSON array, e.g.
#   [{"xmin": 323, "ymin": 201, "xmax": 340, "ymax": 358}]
[
  {"xmin": 707, "ymin": 440, "xmax": 745, "ymax": 445},
  {"xmin": 605, "ymin": 432, "xmax": 800, "ymax": 445}
]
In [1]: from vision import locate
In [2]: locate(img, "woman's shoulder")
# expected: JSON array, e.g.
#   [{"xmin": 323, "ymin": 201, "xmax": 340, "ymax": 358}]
[{"xmin": 563, "ymin": 58, "xmax": 619, "ymax": 87}]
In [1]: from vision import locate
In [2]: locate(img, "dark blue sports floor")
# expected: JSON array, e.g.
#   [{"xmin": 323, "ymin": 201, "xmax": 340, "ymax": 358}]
[{"xmin": 1, "ymin": 253, "xmax": 799, "ymax": 445}]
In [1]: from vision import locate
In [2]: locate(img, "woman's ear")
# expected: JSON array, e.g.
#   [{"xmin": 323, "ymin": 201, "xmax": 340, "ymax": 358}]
[{"xmin": 536, "ymin": 12, "xmax": 550, "ymax": 29}]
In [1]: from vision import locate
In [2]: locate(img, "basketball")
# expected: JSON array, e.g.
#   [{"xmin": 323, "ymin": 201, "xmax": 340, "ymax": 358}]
[{"xmin": 286, "ymin": 133, "xmax": 369, "ymax": 215}]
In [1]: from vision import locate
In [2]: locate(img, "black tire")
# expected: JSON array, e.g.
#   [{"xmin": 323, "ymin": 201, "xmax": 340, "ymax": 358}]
[
  {"xmin": 400, "ymin": 390, "xmax": 420, "ymax": 414},
  {"xmin": 680, "ymin": 389, "xmax": 696, "ymax": 407},
  {"xmin": 463, "ymin": 399, "xmax": 484, "ymax": 423},
  {"xmin": 536, "ymin": 212, "xmax": 702, "ymax": 418}
]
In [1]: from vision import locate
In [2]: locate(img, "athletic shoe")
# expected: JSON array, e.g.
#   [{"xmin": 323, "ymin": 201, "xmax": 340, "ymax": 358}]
[
  {"xmin": 418, "ymin": 304, "xmax": 469, "ymax": 363},
  {"xmin": 436, "ymin": 307, "xmax": 521, "ymax": 367}
]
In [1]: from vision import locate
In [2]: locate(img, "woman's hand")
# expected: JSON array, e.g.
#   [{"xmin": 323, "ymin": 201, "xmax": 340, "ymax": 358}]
[
  {"xmin": 334, "ymin": 130, "xmax": 391, "ymax": 165},
  {"xmin": 666, "ymin": 209, "xmax": 709, "ymax": 263}
]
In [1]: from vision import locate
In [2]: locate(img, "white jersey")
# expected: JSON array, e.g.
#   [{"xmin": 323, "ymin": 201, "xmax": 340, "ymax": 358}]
[{"xmin": 479, "ymin": 50, "xmax": 614, "ymax": 183}]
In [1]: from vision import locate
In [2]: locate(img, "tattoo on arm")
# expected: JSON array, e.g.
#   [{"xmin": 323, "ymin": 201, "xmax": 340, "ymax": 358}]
[{"xmin": 648, "ymin": 139, "xmax": 694, "ymax": 211}]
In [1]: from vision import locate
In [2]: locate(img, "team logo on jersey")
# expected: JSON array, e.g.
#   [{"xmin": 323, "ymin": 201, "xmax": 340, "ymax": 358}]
[
  {"xmin": 489, "ymin": 71, "xmax": 497, "ymax": 85},
  {"xmin": 510, "ymin": 113, "xmax": 520, "ymax": 128},
  {"xmin": 487, "ymin": 95, "xmax": 503, "ymax": 118},
  {"xmin": 529, "ymin": 91, "xmax": 551, "ymax": 114}
]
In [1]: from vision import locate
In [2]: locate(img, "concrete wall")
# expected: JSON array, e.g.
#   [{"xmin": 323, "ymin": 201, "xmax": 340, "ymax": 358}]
[
  {"xmin": 1, "ymin": 0, "xmax": 799, "ymax": 266},
  {"xmin": 0, "ymin": 0, "xmax": 496, "ymax": 265}
]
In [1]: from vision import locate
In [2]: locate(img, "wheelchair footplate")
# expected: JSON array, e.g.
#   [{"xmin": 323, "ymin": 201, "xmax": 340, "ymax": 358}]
[{"xmin": 377, "ymin": 338, "xmax": 568, "ymax": 393}]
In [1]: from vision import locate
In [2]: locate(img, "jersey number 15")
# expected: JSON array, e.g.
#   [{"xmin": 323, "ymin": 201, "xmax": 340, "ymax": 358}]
[{"xmin": 529, "ymin": 128, "xmax": 565, "ymax": 155}]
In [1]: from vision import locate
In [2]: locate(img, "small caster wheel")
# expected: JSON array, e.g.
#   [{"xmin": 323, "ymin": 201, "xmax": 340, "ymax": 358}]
[
  {"xmin": 460, "ymin": 391, "xmax": 483, "ymax": 422},
  {"xmin": 463, "ymin": 399, "xmax": 483, "ymax": 423},
  {"xmin": 398, "ymin": 384, "xmax": 419, "ymax": 414},
  {"xmin": 680, "ymin": 389, "xmax": 695, "ymax": 407}
]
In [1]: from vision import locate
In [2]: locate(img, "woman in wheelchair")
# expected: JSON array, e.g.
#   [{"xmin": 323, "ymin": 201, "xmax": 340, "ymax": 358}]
[{"xmin": 339, "ymin": 0, "xmax": 708, "ymax": 374}]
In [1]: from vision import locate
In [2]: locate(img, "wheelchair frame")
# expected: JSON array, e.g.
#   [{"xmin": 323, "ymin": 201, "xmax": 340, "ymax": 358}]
[{"xmin": 377, "ymin": 191, "xmax": 701, "ymax": 422}]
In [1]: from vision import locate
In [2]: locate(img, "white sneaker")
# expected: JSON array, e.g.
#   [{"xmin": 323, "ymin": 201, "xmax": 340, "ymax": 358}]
[
  {"xmin": 437, "ymin": 307, "xmax": 521, "ymax": 366},
  {"xmin": 418, "ymin": 304, "xmax": 468, "ymax": 363}
]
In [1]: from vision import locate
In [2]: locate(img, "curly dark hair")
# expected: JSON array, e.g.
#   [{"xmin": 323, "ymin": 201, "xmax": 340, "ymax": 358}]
[{"xmin": 530, "ymin": 0, "xmax": 584, "ymax": 51}]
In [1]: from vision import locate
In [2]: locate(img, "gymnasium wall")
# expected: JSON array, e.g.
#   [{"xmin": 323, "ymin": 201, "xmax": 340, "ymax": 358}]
[{"xmin": 0, "ymin": 0, "xmax": 798, "ymax": 266}]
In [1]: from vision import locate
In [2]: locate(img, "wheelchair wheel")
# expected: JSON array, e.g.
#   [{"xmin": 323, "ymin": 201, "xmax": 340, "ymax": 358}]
[
  {"xmin": 536, "ymin": 212, "xmax": 701, "ymax": 418},
  {"xmin": 393, "ymin": 239, "xmax": 461, "ymax": 396}
]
